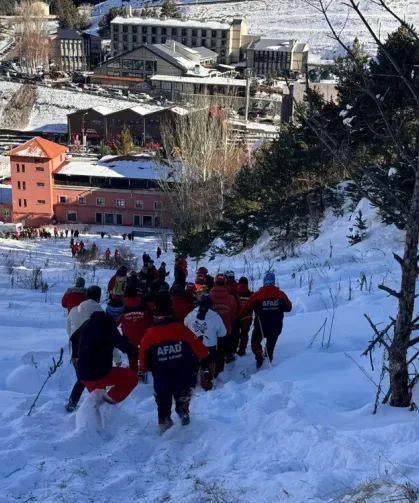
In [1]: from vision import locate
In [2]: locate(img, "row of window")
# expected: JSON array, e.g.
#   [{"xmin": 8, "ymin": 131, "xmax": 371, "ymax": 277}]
[
  {"xmin": 115, "ymin": 25, "xmax": 228, "ymax": 38},
  {"xmin": 16, "ymin": 163, "xmax": 45, "ymax": 172},
  {"xmin": 17, "ymin": 180, "xmax": 46, "ymax": 190},
  {"xmin": 18, "ymin": 198, "xmax": 45, "ymax": 207},
  {"xmin": 58, "ymin": 195, "xmax": 163, "ymax": 210},
  {"xmin": 113, "ymin": 35, "xmax": 225, "ymax": 50},
  {"xmin": 67, "ymin": 211, "xmax": 161, "ymax": 227}
]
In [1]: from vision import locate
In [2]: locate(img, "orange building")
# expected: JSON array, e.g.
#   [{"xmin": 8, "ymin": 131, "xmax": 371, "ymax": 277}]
[{"xmin": 7, "ymin": 137, "xmax": 169, "ymax": 228}]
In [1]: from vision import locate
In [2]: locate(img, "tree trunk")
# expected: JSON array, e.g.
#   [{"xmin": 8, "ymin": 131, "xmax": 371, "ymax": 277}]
[{"xmin": 389, "ymin": 167, "xmax": 419, "ymax": 406}]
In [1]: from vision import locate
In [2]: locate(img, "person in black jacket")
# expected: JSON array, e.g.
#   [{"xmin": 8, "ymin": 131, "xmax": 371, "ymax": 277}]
[{"xmin": 70, "ymin": 286, "xmax": 139, "ymax": 404}]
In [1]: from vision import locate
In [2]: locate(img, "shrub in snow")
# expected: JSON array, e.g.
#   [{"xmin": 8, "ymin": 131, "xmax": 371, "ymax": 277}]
[{"xmin": 347, "ymin": 210, "xmax": 368, "ymax": 246}]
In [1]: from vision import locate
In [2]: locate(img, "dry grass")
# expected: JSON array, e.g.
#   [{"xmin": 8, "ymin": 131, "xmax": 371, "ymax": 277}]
[{"xmin": 335, "ymin": 479, "xmax": 417, "ymax": 503}]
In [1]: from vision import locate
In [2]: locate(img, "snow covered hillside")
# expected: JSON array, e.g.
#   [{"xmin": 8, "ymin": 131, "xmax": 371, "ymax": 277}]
[
  {"xmin": 92, "ymin": 0, "xmax": 419, "ymax": 60},
  {"xmin": 0, "ymin": 82, "xmax": 141, "ymax": 133},
  {"xmin": 1, "ymin": 202, "xmax": 419, "ymax": 502}
]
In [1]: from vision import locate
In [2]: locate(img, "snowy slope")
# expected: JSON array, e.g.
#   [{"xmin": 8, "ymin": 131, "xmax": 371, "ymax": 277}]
[
  {"xmin": 92, "ymin": 0, "xmax": 419, "ymax": 60},
  {"xmin": 0, "ymin": 202, "xmax": 419, "ymax": 502},
  {"xmin": 0, "ymin": 82, "xmax": 142, "ymax": 133}
]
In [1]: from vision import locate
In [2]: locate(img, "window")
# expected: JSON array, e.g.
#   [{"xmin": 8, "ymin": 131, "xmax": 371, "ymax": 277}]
[
  {"xmin": 22, "ymin": 181, "xmax": 26, "ymax": 190},
  {"xmin": 18, "ymin": 198, "xmax": 21, "ymax": 207},
  {"xmin": 22, "ymin": 165, "xmax": 25, "ymax": 173},
  {"xmin": 37, "ymin": 182, "xmax": 45, "ymax": 187},
  {"xmin": 211, "ymin": 30, "xmax": 216, "ymax": 37},
  {"xmin": 142, "ymin": 26, "xmax": 147, "ymax": 34},
  {"xmin": 145, "ymin": 60, "xmax": 154, "ymax": 72},
  {"xmin": 181, "ymin": 37, "xmax": 187, "ymax": 45},
  {"xmin": 36, "ymin": 167, "xmax": 44, "ymax": 172},
  {"xmin": 78, "ymin": 196, "xmax": 86, "ymax": 205},
  {"xmin": 132, "ymin": 26, "xmax": 137, "ymax": 33},
  {"xmin": 162, "ymin": 36, "xmax": 166, "ymax": 44},
  {"xmin": 133, "ymin": 35, "xmax": 137, "ymax": 43},
  {"xmin": 142, "ymin": 35, "xmax": 147, "ymax": 43},
  {"xmin": 37, "ymin": 200, "xmax": 46, "ymax": 205},
  {"xmin": 23, "ymin": 199, "xmax": 27, "ymax": 208},
  {"xmin": 59, "ymin": 195, "xmax": 67, "ymax": 204},
  {"xmin": 143, "ymin": 215, "xmax": 152, "ymax": 227},
  {"xmin": 123, "ymin": 25, "xmax": 128, "ymax": 33},
  {"xmin": 192, "ymin": 29, "xmax": 197, "ymax": 36},
  {"xmin": 211, "ymin": 39, "xmax": 216, "ymax": 47},
  {"xmin": 133, "ymin": 215, "xmax": 141, "ymax": 227},
  {"xmin": 95, "ymin": 212, "xmax": 102, "ymax": 224},
  {"xmin": 154, "ymin": 201, "xmax": 163, "ymax": 210},
  {"xmin": 172, "ymin": 28, "xmax": 177, "ymax": 35},
  {"xmin": 162, "ymin": 27, "xmax": 166, "ymax": 35},
  {"xmin": 67, "ymin": 211, "xmax": 77, "ymax": 223},
  {"xmin": 123, "ymin": 35, "xmax": 128, "ymax": 42},
  {"xmin": 113, "ymin": 34, "xmax": 118, "ymax": 41},
  {"xmin": 16, "ymin": 164, "xmax": 20, "ymax": 172},
  {"xmin": 192, "ymin": 38, "xmax": 197, "ymax": 46},
  {"xmin": 104, "ymin": 213, "xmax": 114, "ymax": 224},
  {"xmin": 135, "ymin": 200, "xmax": 143, "ymax": 209},
  {"xmin": 123, "ymin": 43, "xmax": 128, "ymax": 51},
  {"xmin": 116, "ymin": 198, "xmax": 125, "ymax": 207},
  {"xmin": 17, "ymin": 181, "xmax": 21, "ymax": 190},
  {"xmin": 154, "ymin": 216, "xmax": 161, "ymax": 227},
  {"xmin": 4, "ymin": 208, "xmax": 10, "ymax": 216},
  {"xmin": 96, "ymin": 197, "xmax": 105, "ymax": 206},
  {"xmin": 151, "ymin": 27, "xmax": 156, "ymax": 34},
  {"xmin": 151, "ymin": 36, "xmax": 156, "ymax": 44},
  {"xmin": 221, "ymin": 39, "xmax": 227, "ymax": 47},
  {"xmin": 202, "ymin": 29, "xmax": 207, "ymax": 37},
  {"xmin": 116, "ymin": 214, "xmax": 123, "ymax": 225},
  {"xmin": 182, "ymin": 28, "xmax": 187, "ymax": 36}
]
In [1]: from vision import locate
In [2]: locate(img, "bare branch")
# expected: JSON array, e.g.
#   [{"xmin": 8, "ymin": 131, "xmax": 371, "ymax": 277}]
[
  {"xmin": 361, "ymin": 314, "xmax": 393, "ymax": 354},
  {"xmin": 378, "ymin": 284, "xmax": 401, "ymax": 298}
]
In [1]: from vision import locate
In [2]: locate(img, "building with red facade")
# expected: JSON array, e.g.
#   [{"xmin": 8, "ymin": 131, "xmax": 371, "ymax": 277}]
[{"xmin": 6, "ymin": 137, "xmax": 170, "ymax": 228}]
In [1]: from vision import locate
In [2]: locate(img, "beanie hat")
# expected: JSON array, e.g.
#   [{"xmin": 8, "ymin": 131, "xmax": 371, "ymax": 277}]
[
  {"xmin": 75, "ymin": 277, "xmax": 85, "ymax": 288},
  {"xmin": 225, "ymin": 270, "xmax": 235, "ymax": 280},
  {"xmin": 197, "ymin": 293, "xmax": 212, "ymax": 309},
  {"xmin": 159, "ymin": 281, "xmax": 170, "ymax": 292},
  {"xmin": 171, "ymin": 284, "xmax": 185, "ymax": 297},
  {"xmin": 106, "ymin": 298, "xmax": 125, "ymax": 318},
  {"xmin": 197, "ymin": 266, "xmax": 208, "ymax": 275},
  {"xmin": 263, "ymin": 272, "xmax": 275, "ymax": 287},
  {"xmin": 155, "ymin": 295, "xmax": 173, "ymax": 317},
  {"xmin": 215, "ymin": 273, "xmax": 226, "ymax": 285},
  {"xmin": 238, "ymin": 276, "xmax": 248, "ymax": 285}
]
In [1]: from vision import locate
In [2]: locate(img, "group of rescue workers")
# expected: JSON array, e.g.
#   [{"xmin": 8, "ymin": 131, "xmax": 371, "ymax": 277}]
[{"xmin": 62, "ymin": 251, "xmax": 292, "ymax": 433}]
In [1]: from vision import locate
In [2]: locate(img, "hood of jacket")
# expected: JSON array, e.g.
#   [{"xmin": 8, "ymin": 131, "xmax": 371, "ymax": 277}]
[
  {"xmin": 66, "ymin": 287, "xmax": 87, "ymax": 295},
  {"xmin": 210, "ymin": 286, "xmax": 231, "ymax": 300},
  {"xmin": 77, "ymin": 299, "xmax": 103, "ymax": 319}
]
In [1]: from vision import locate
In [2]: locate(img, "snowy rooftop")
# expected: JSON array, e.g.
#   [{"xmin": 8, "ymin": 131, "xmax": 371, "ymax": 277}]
[
  {"xmin": 250, "ymin": 38, "xmax": 297, "ymax": 52},
  {"xmin": 151, "ymin": 75, "xmax": 247, "ymax": 86},
  {"xmin": 56, "ymin": 155, "xmax": 169, "ymax": 180},
  {"xmin": 111, "ymin": 16, "xmax": 231, "ymax": 29},
  {"xmin": 0, "ymin": 156, "xmax": 11, "ymax": 181},
  {"xmin": 91, "ymin": 106, "xmax": 114, "ymax": 116},
  {"xmin": 0, "ymin": 183, "xmax": 11, "ymax": 203}
]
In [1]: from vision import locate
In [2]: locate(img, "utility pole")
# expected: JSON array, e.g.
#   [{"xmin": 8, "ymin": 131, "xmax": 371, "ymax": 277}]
[{"xmin": 244, "ymin": 67, "xmax": 252, "ymax": 124}]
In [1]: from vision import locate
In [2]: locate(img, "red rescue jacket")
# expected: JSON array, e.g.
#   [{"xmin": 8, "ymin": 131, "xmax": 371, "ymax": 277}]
[
  {"xmin": 61, "ymin": 287, "xmax": 87, "ymax": 313},
  {"xmin": 210, "ymin": 286, "xmax": 237, "ymax": 334},
  {"xmin": 236, "ymin": 284, "xmax": 253, "ymax": 329},
  {"xmin": 117, "ymin": 297, "xmax": 152, "ymax": 346},
  {"xmin": 172, "ymin": 296, "xmax": 194, "ymax": 322}
]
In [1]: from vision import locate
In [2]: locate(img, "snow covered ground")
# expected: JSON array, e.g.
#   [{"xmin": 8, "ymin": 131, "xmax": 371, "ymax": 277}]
[
  {"xmin": 93, "ymin": 0, "xmax": 419, "ymax": 60},
  {"xmin": 0, "ymin": 82, "xmax": 142, "ymax": 133},
  {"xmin": 1, "ymin": 201, "xmax": 419, "ymax": 502}
]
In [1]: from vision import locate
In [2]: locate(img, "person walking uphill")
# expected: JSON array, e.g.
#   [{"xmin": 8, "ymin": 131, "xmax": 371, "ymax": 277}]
[
  {"xmin": 238, "ymin": 272, "xmax": 292, "ymax": 369},
  {"xmin": 139, "ymin": 296, "xmax": 208, "ymax": 433},
  {"xmin": 61, "ymin": 277, "xmax": 87, "ymax": 313},
  {"xmin": 71, "ymin": 286, "xmax": 138, "ymax": 406}
]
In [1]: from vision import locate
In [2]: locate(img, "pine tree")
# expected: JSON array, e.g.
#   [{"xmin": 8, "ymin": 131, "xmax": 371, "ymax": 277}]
[
  {"xmin": 160, "ymin": 0, "xmax": 181, "ymax": 19},
  {"xmin": 98, "ymin": 7, "xmax": 124, "ymax": 37},
  {"xmin": 347, "ymin": 210, "xmax": 368, "ymax": 245},
  {"xmin": 116, "ymin": 125, "xmax": 133, "ymax": 155},
  {"xmin": 55, "ymin": 0, "xmax": 80, "ymax": 29}
]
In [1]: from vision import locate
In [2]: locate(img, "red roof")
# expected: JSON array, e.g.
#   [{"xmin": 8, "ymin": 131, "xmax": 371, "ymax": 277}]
[{"xmin": 7, "ymin": 137, "xmax": 67, "ymax": 159}]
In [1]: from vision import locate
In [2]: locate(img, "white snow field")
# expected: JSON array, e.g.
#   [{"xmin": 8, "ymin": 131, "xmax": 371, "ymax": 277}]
[
  {"xmin": 92, "ymin": 0, "xmax": 419, "ymax": 61},
  {"xmin": 1, "ymin": 201, "xmax": 419, "ymax": 502}
]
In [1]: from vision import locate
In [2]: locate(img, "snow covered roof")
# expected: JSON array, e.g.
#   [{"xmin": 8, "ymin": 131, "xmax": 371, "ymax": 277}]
[
  {"xmin": 126, "ymin": 105, "xmax": 166, "ymax": 116},
  {"xmin": 92, "ymin": 106, "xmax": 114, "ymax": 116},
  {"xmin": 111, "ymin": 16, "xmax": 231, "ymax": 30},
  {"xmin": 0, "ymin": 156, "xmax": 11, "ymax": 181},
  {"xmin": 151, "ymin": 75, "xmax": 247, "ymax": 86},
  {"xmin": 7, "ymin": 137, "xmax": 67, "ymax": 159},
  {"xmin": 0, "ymin": 183, "xmax": 11, "ymax": 203},
  {"xmin": 249, "ymin": 38, "xmax": 297, "ymax": 52},
  {"xmin": 56, "ymin": 155, "xmax": 170, "ymax": 180}
]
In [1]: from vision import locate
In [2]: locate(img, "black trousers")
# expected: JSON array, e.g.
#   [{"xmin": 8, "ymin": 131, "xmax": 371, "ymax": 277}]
[
  {"xmin": 251, "ymin": 330, "xmax": 280, "ymax": 361},
  {"xmin": 69, "ymin": 366, "xmax": 85, "ymax": 405},
  {"xmin": 154, "ymin": 374, "xmax": 197, "ymax": 421}
]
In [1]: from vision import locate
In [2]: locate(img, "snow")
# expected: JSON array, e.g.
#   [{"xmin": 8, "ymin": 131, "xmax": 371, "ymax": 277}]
[
  {"xmin": 388, "ymin": 167, "xmax": 397, "ymax": 178},
  {"xmin": 111, "ymin": 15, "xmax": 231, "ymax": 29},
  {"xmin": 151, "ymin": 74, "xmax": 247, "ymax": 86},
  {"xmin": 0, "ymin": 156, "xmax": 11, "ymax": 181},
  {"xmin": 58, "ymin": 155, "xmax": 167, "ymax": 180},
  {"xmin": 0, "ymin": 200, "xmax": 419, "ymax": 502},
  {"xmin": 0, "ymin": 183, "xmax": 12, "ymax": 203},
  {"xmin": 13, "ymin": 146, "xmax": 44, "ymax": 157}
]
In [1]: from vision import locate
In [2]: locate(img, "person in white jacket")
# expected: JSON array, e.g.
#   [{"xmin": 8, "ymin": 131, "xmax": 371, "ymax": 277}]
[
  {"xmin": 65, "ymin": 286, "xmax": 121, "ymax": 412},
  {"xmin": 184, "ymin": 293, "xmax": 227, "ymax": 391}
]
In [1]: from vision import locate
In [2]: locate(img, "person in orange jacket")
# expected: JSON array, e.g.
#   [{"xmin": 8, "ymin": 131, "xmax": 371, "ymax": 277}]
[
  {"xmin": 238, "ymin": 272, "xmax": 292, "ymax": 368},
  {"xmin": 139, "ymin": 295, "xmax": 208, "ymax": 433},
  {"xmin": 210, "ymin": 273, "xmax": 237, "ymax": 371}
]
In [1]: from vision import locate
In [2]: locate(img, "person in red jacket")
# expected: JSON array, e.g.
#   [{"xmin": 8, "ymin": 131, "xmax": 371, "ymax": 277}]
[
  {"xmin": 71, "ymin": 243, "xmax": 79, "ymax": 257},
  {"xmin": 107, "ymin": 266, "xmax": 128, "ymax": 297},
  {"xmin": 118, "ymin": 287, "xmax": 152, "ymax": 379},
  {"xmin": 105, "ymin": 248, "xmax": 111, "ymax": 260},
  {"xmin": 238, "ymin": 272, "xmax": 292, "ymax": 368},
  {"xmin": 171, "ymin": 284, "xmax": 194, "ymax": 322},
  {"xmin": 61, "ymin": 277, "xmax": 87, "ymax": 313},
  {"xmin": 184, "ymin": 282, "xmax": 196, "ymax": 305},
  {"xmin": 236, "ymin": 277, "xmax": 253, "ymax": 356},
  {"xmin": 139, "ymin": 296, "xmax": 208, "ymax": 433},
  {"xmin": 210, "ymin": 273, "xmax": 237, "ymax": 372},
  {"xmin": 225, "ymin": 270, "xmax": 238, "ymax": 295}
]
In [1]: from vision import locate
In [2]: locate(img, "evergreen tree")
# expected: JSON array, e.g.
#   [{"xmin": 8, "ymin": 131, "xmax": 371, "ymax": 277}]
[
  {"xmin": 116, "ymin": 125, "xmax": 133, "ymax": 155},
  {"xmin": 160, "ymin": 0, "xmax": 181, "ymax": 19},
  {"xmin": 55, "ymin": 0, "xmax": 79, "ymax": 29},
  {"xmin": 347, "ymin": 210, "xmax": 368, "ymax": 245},
  {"xmin": 98, "ymin": 7, "xmax": 124, "ymax": 37}
]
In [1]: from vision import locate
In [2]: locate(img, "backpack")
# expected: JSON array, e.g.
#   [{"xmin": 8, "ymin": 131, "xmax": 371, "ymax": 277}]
[{"xmin": 113, "ymin": 276, "xmax": 127, "ymax": 297}]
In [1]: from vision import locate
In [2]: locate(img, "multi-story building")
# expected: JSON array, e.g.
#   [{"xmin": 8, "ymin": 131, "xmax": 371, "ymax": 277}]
[
  {"xmin": 110, "ymin": 16, "xmax": 248, "ymax": 64},
  {"xmin": 50, "ymin": 29, "xmax": 104, "ymax": 72},
  {"xmin": 246, "ymin": 39, "xmax": 309, "ymax": 75},
  {"xmin": 7, "ymin": 137, "xmax": 169, "ymax": 228}
]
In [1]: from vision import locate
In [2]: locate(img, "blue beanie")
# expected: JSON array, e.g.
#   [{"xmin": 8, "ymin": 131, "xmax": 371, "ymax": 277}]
[
  {"xmin": 263, "ymin": 272, "xmax": 275, "ymax": 287},
  {"xmin": 106, "ymin": 301, "xmax": 125, "ymax": 318}
]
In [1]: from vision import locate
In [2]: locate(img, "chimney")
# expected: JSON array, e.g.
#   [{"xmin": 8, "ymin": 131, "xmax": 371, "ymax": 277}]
[{"xmin": 194, "ymin": 64, "xmax": 200, "ymax": 74}]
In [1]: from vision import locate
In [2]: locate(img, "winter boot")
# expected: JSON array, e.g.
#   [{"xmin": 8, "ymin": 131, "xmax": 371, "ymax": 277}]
[
  {"xmin": 139, "ymin": 370, "xmax": 148, "ymax": 384},
  {"xmin": 237, "ymin": 342, "xmax": 247, "ymax": 357},
  {"xmin": 158, "ymin": 417, "xmax": 174, "ymax": 434},
  {"xmin": 200, "ymin": 370, "xmax": 213, "ymax": 392},
  {"xmin": 256, "ymin": 355, "xmax": 265, "ymax": 370},
  {"xmin": 65, "ymin": 400, "xmax": 77, "ymax": 413},
  {"xmin": 175, "ymin": 393, "xmax": 191, "ymax": 425}
]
